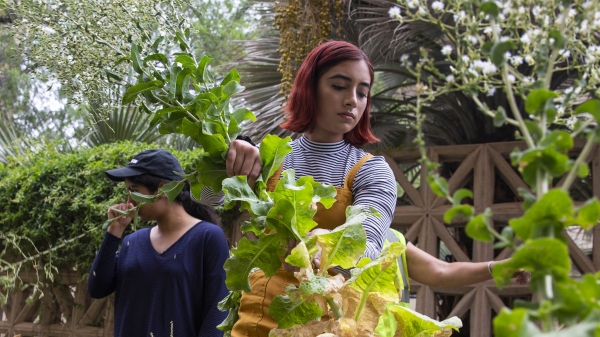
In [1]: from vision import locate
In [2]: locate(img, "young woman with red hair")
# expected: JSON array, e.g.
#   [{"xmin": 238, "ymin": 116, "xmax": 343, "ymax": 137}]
[{"xmin": 226, "ymin": 41, "xmax": 527, "ymax": 337}]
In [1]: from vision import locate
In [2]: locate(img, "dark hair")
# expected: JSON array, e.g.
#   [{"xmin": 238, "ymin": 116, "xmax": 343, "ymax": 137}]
[
  {"xmin": 280, "ymin": 40, "xmax": 379, "ymax": 146},
  {"xmin": 127, "ymin": 174, "xmax": 220, "ymax": 225}
]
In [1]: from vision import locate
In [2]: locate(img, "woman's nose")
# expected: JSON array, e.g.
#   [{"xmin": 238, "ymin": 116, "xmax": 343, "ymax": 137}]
[{"xmin": 345, "ymin": 93, "xmax": 357, "ymax": 108}]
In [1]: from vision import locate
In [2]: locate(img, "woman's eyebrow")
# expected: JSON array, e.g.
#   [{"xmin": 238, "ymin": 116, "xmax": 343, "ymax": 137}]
[{"xmin": 327, "ymin": 74, "xmax": 371, "ymax": 89}]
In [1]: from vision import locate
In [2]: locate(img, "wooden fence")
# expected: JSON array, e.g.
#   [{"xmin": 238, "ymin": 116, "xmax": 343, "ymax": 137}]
[{"xmin": 1, "ymin": 140, "xmax": 598, "ymax": 336}]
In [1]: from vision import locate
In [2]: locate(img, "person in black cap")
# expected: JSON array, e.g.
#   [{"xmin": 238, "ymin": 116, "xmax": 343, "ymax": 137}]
[{"xmin": 87, "ymin": 149, "xmax": 229, "ymax": 337}]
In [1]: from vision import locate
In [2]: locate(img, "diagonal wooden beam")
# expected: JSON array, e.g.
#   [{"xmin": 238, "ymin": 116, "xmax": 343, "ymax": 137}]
[
  {"xmin": 447, "ymin": 288, "xmax": 476, "ymax": 319},
  {"xmin": 381, "ymin": 151, "xmax": 424, "ymax": 207},
  {"xmin": 484, "ymin": 288, "xmax": 506, "ymax": 314},
  {"xmin": 431, "ymin": 217, "xmax": 471, "ymax": 262},
  {"xmin": 564, "ymin": 229, "xmax": 596, "ymax": 273},
  {"xmin": 77, "ymin": 297, "xmax": 107, "ymax": 327},
  {"xmin": 431, "ymin": 147, "xmax": 480, "ymax": 209},
  {"xmin": 488, "ymin": 145, "xmax": 531, "ymax": 196},
  {"xmin": 403, "ymin": 216, "xmax": 424, "ymax": 243}
]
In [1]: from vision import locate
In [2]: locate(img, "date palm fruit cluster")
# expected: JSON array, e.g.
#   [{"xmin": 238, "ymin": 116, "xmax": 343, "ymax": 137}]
[{"xmin": 274, "ymin": 0, "xmax": 343, "ymax": 100}]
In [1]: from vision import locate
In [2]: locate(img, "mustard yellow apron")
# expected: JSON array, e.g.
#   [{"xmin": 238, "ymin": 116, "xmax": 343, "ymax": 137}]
[{"xmin": 231, "ymin": 154, "xmax": 374, "ymax": 337}]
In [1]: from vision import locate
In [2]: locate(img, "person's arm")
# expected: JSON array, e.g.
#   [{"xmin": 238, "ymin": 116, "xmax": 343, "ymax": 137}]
[
  {"xmin": 197, "ymin": 226, "xmax": 231, "ymax": 337},
  {"xmin": 405, "ymin": 242, "xmax": 495, "ymax": 287},
  {"xmin": 87, "ymin": 231, "xmax": 121, "ymax": 298},
  {"xmin": 351, "ymin": 156, "xmax": 397, "ymax": 259}
]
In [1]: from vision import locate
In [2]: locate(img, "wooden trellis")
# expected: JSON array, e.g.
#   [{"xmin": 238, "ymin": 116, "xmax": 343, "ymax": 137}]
[
  {"xmin": 0, "ymin": 271, "xmax": 113, "ymax": 336},
  {"xmin": 1, "ymin": 141, "xmax": 598, "ymax": 336},
  {"xmin": 379, "ymin": 140, "xmax": 600, "ymax": 336}
]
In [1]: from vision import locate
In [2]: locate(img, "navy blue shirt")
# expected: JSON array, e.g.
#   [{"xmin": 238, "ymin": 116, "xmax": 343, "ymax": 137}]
[{"xmin": 87, "ymin": 222, "xmax": 229, "ymax": 337}]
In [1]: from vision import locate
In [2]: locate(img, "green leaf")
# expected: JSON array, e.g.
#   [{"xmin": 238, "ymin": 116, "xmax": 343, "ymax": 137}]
[
  {"xmin": 518, "ymin": 187, "xmax": 536, "ymax": 210},
  {"xmin": 525, "ymin": 89, "xmax": 558, "ymax": 115},
  {"xmin": 175, "ymin": 31, "xmax": 190, "ymax": 51},
  {"xmin": 259, "ymin": 135, "xmax": 293, "ymax": 182},
  {"xmin": 174, "ymin": 54, "xmax": 197, "ymax": 71},
  {"xmin": 465, "ymin": 209, "xmax": 494, "ymax": 242},
  {"xmin": 197, "ymin": 132, "xmax": 228, "ymax": 157},
  {"xmin": 509, "ymin": 189, "xmax": 573, "ymax": 241},
  {"xmin": 491, "ymin": 41, "xmax": 516, "ymax": 66},
  {"xmin": 494, "ymin": 107, "xmax": 507, "ymax": 127},
  {"xmin": 452, "ymin": 188, "xmax": 473, "ymax": 206},
  {"xmin": 196, "ymin": 156, "xmax": 229, "ymax": 194},
  {"xmin": 493, "ymin": 308, "xmax": 540, "ymax": 337},
  {"xmin": 577, "ymin": 162, "xmax": 590, "ymax": 178},
  {"xmin": 541, "ymin": 130, "xmax": 573, "ymax": 153},
  {"xmin": 168, "ymin": 65, "xmax": 182, "ymax": 101},
  {"xmin": 129, "ymin": 191, "xmax": 157, "ymax": 203},
  {"xmin": 285, "ymin": 241, "xmax": 311, "ymax": 269},
  {"xmin": 223, "ymin": 175, "xmax": 272, "ymax": 215},
  {"xmin": 501, "ymin": 226, "xmax": 515, "ymax": 242},
  {"xmin": 348, "ymin": 242, "xmax": 405, "ymax": 318},
  {"xmin": 574, "ymin": 99, "xmax": 600, "ymax": 122},
  {"xmin": 316, "ymin": 209, "xmax": 370, "ymax": 271},
  {"xmin": 480, "ymin": 1, "xmax": 500, "ymax": 18},
  {"xmin": 150, "ymin": 107, "xmax": 186, "ymax": 128},
  {"xmin": 216, "ymin": 291, "xmax": 241, "ymax": 332},
  {"xmin": 572, "ymin": 198, "xmax": 600, "ymax": 231},
  {"xmin": 269, "ymin": 292, "xmax": 322, "ymax": 329},
  {"xmin": 297, "ymin": 176, "xmax": 337, "ymax": 209},
  {"xmin": 122, "ymin": 80, "xmax": 164, "ymax": 105},
  {"xmin": 223, "ymin": 81, "xmax": 245, "ymax": 98},
  {"xmin": 427, "ymin": 174, "xmax": 449, "ymax": 197},
  {"xmin": 143, "ymin": 53, "xmax": 169, "ymax": 67},
  {"xmin": 159, "ymin": 180, "xmax": 185, "ymax": 202},
  {"xmin": 232, "ymin": 108, "xmax": 256, "ymax": 124},
  {"xmin": 197, "ymin": 54, "xmax": 214, "ymax": 83},
  {"xmin": 104, "ymin": 69, "xmax": 123, "ymax": 82},
  {"xmin": 130, "ymin": 43, "xmax": 143, "ymax": 74},
  {"xmin": 151, "ymin": 36, "xmax": 164, "ymax": 53},
  {"xmin": 222, "ymin": 69, "xmax": 241, "ymax": 86},
  {"xmin": 377, "ymin": 303, "xmax": 462, "ymax": 337},
  {"xmin": 223, "ymin": 235, "xmax": 283, "ymax": 292},
  {"xmin": 524, "ymin": 121, "xmax": 543, "ymax": 142},
  {"xmin": 175, "ymin": 68, "xmax": 192, "ymax": 101},
  {"xmin": 444, "ymin": 205, "xmax": 474, "ymax": 224},
  {"xmin": 549, "ymin": 29, "xmax": 567, "ymax": 49},
  {"xmin": 492, "ymin": 238, "xmax": 570, "ymax": 289}
]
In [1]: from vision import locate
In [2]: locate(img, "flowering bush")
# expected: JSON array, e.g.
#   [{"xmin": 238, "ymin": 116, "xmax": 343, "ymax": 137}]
[{"xmin": 390, "ymin": 0, "xmax": 600, "ymax": 335}]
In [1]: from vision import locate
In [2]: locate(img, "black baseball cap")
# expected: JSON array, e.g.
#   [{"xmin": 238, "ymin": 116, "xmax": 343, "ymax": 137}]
[{"xmin": 105, "ymin": 149, "xmax": 184, "ymax": 182}]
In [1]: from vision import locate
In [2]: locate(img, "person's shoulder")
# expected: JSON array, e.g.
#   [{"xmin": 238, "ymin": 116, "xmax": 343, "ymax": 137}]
[
  {"xmin": 190, "ymin": 221, "xmax": 227, "ymax": 238},
  {"xmin": 122, "ymin": 227, "xmax": 150, "ymax": 241}
]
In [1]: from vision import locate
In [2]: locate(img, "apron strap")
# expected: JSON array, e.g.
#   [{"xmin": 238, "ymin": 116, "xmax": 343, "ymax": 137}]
[{"xmin": 344, "ymin": 154, "xmax": 374, "ymax": 190}]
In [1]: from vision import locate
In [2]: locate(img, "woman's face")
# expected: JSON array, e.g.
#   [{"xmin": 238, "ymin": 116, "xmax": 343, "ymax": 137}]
[{"xmin": 307, "ymin": 59, "xmax": 371, "ymax": 143}]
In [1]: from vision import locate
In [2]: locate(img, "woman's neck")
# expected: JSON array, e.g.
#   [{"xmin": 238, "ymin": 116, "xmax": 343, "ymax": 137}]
[
  {"xmin": 155, "ymin": 204, "xmax": 199, "ymax": 234},
  {"xmin": 303, "ymin": 132, "xmax": 344, "ymax": 143}
]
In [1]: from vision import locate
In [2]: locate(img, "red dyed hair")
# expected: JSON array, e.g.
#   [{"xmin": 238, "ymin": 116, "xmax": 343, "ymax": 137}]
[{"xmin": 280, "ymin": 40, "xmax": 380, "ymax": 146}]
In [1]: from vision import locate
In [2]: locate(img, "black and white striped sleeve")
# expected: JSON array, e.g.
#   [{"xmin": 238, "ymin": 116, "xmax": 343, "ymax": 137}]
[{"xmin": 351, "ymin": 156, "xmax": 397, "ymax": 259}]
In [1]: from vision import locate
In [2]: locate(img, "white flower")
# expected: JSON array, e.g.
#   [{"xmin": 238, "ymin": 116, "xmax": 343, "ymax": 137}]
[
  {"xmin": 530, "ymin": 28, "xmax": 542, "ymax": 37},
  {"xmin": 446, "ymin": 74, "xmax": 455, "ymax": 83},
  {"xmin": 569, "ymin": 8, "xmax": 577, "ymax": 18},
  {"xmin": 473, "ymin": 60, "xmax": 485, "ymax": 71},
  {"xmin": 564, "ymin": 86, "xmax": 574, "ymax": 95},
  {"xmin": 418, "ymin": 6, "xmax": 428, "ymax": 15},
  {"xmin": 484, "ymin": 26, "xmax": 493, "ymax": 36},
  {"xmin": 441, "ymin": 45, "xmax": 453, "ymax": 56},
  {"xmin": 525, "ymin": 55, "xmax": 535, "ymax": 65},
  {"xmin": 581, "ymin": 20, "xmax": 589, "ymax": 33},
  {"xmin": 557, "ymin": 106, "xmax": 565, "ymax": 116},
  {"xmin": 431, "ymin": 1, "xmax": 444, "ymax": 12},
  {"xmin": 400, "ymin": 54, "xmax": 412, "ymax": 67},
  {"xmin": 511, "ymin": 55, "xmax": 523, "ymax": 66},
  {"xmin": 461, "ymin": 55, "xmax": 470, "ymax": 63},
  {"xmin": 467, "ymin": 35, "xmax": 479, "ymax": 44},
  {"xmin": 407, "ymin": 0, "xmax": 419, "ymax": 9},
  {"xmin": 583, "ymin": 1, "xmax": 592, "ymax": 9},
  {"xmin": 520, "ymin": 33, "xmax": 531, "ymax": 45},
  {"xmin": 507, "ymin": 74, "xmax": 516, "ymax": 83},
  {"xmin": 389, "ymin": 6, "xmax": 401, "ymax": 19},
  {"xmin": 487, "ymin": 87, "xmax": 497, "ymax": 96},
  {"xmin": 559, "ymin": 49, "xmax": 570, "ymax": 59},
  {"xmin": 518, "ymin": 6, "xmax": 526, "ymax": 14},
  {"xmin": 482, "ymin": 62, "xmax": 498, "ymax": 76},
  {"xmin": 453, "ymin": 10, "xmax": 466, "ymax": 22},
  {"xmin": 532, "ymin": 6, "xmax": 542, "ymax": 18},
  {"xmin": 523, "ymin": 76, "xmax": 533, "ymax": 85}
]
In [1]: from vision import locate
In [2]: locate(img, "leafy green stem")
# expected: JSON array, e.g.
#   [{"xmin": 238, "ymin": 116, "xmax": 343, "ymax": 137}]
[
  {"xmin": 561, "ymin": 131, "xmax": 596, "ymax": 192},
  {"xmin": 326, "ymin": 296, "xmax": 343, "ymax": 319}
]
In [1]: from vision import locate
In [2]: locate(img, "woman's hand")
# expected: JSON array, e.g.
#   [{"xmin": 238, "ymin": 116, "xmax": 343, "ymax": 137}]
[
  {"xmin": 107, "ymin": 203, "xmax": 135, "ymax": 238},
  {"xmin": 226, "ymin": 139, "xmax": 262, "ymax": 189},
  {"xmin": 309, "ymin": 228, "xmax": 331, "ymax": 269}
]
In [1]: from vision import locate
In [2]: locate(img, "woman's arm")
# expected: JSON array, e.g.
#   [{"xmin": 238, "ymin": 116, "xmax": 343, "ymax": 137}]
[
  {"xmin": 87, "ymin": 232, "xmax": 121, "ymax": 298},
  {"xmin": 352, "ymin": 156, "xmax": 397, "ymax": 259},
  {"xmin": 197, "ymin": 226, "xmax": 231, "ymax": 337}
]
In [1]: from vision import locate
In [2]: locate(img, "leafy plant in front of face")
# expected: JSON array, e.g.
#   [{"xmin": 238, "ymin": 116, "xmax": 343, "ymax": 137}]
[{"xmin": 389, "ymin": 0, "xmax": 600, "ymax": 334}]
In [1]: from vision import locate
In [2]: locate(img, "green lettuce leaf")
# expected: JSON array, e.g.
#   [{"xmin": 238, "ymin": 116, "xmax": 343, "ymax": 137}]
[{"xmin": 375, "ymin": 303, "xmax": 462, "ymax": 337}]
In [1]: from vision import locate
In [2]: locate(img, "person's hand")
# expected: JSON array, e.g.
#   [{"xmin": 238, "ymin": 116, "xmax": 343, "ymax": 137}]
[
  {"xmin": 226, "ymin": 139, "xmax": 262, "ymax": 189},
  {"xmin": 514, "ymin": 270, "xmax": 531, "ymax": 285},
  {"xmin": 107, "ymin": 202, "xmax": 135, "ymax": 238}
]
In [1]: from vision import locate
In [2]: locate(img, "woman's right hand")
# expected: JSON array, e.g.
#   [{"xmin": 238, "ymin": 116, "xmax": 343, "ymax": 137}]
[
  {"xmin": 226, "ymin": 139, "xmax": 262, "ymax": 189},
  {"xmin": 107, "ymin": 203, "xmax": 135, "ymax": 238}
]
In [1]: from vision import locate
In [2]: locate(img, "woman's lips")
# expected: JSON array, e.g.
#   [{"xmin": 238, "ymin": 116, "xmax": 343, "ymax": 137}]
[{"xmin": 338, "ymin": 112, "xmax": 355, "ymax": 120}]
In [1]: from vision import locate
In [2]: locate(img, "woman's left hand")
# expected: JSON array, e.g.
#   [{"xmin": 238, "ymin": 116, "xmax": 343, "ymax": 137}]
[
  {"xmin": 514, "ymin": 270, "xmax": 531, "ymax": 285},
  {"xmin": 309, "ymin": 228, "xmax": 331, "ymax": 268}
]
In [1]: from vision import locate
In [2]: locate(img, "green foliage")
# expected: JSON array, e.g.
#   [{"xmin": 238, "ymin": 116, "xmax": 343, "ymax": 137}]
[{"xmin": 0, "ymin": 141, "xmax": 204, "ymax": 273}]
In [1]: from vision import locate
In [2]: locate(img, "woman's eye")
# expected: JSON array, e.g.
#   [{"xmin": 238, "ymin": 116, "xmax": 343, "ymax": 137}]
[
  {"xmin": 332, "ymin": 85, "xmax": 345, "ymax": 90},
  {"xmin": 358, "ymin": 91, "xmax": 368, "ymax": 98}
]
